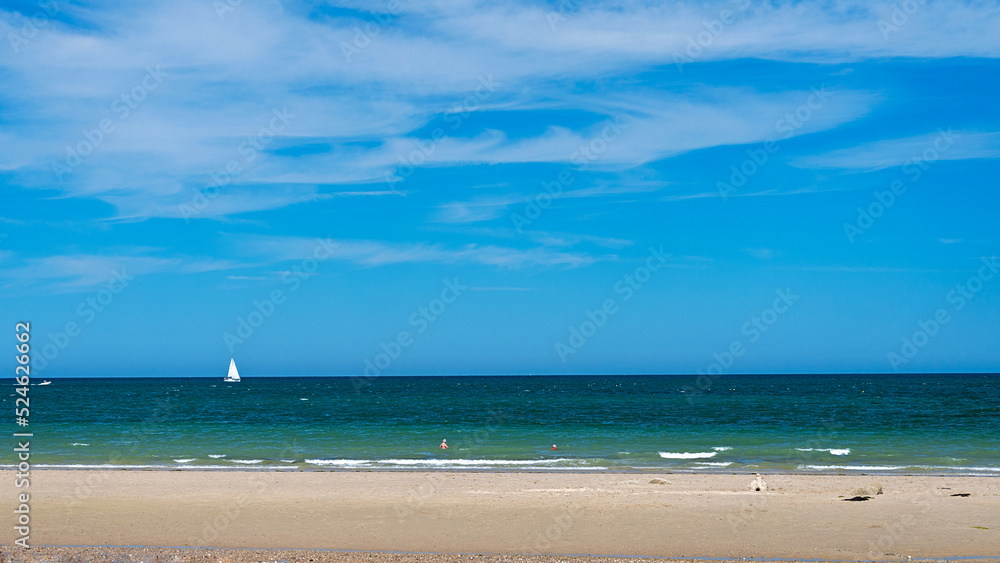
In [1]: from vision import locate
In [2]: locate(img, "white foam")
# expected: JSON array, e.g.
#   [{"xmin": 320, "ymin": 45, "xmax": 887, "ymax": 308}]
[
  {"xmin": 305, "ymin": 458, "xmax": 576, "ymax": 468},
  {"xmin": 377, "ymin": 458, "xmax": 572, "ymax": 466},
  {"xmin": 694, "ymin": 462, "xmax": 733, "ymax": 467},
  {"xmin": 71, "ymin": 443, "xmax": 89, "ymax": 446},
  {"xmin": 17, "ymin": 464, "xmax": 234, "ymax": 470},
  {"xmin": 1, "ymin": 463, "xmax": 313, "ymax": 470},
  {"xmin": 208, "ymin": 454, "xmax": 226, "ymax": 459},
  {"xmin": 229, "ymin": 459, "xmax": 264, "ymax": 464},
  {"xmin": 915, "ymin": 465, "xmax": 1000, "ymax": 473},
  {"xmin": 659, "ymin": 451, "xmax": 717, "ymax": 459},
  {"xmin": 306, "ymin": 459, "xmax": 372, "ymax": 466},
  {"xmin": 173, "ymin": 458, "xmax": 196, "ymax": 463},
  {"xmin": 800, "ymin": 465, "xmax": 904, "ymax": 471},
  {"xmin": 712, "ymin": 446, "xmax": 732, "ymax": 452},
  {"xmin": 279, "ymin": 459, "xmax": 296, "ymax": 463},
  {"xmin": 797, "ymin": 448, "xmax": 850, "ymax": 456}
]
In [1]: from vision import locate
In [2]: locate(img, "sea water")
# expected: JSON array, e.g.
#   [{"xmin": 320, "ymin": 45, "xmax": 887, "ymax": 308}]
[{"xmin": 9, "ymin": 374, "xmax": 999, "ymax": 474}]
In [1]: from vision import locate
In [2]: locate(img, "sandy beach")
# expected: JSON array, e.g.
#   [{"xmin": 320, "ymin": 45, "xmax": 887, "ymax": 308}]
[{"xmin": 2, "ymin": 470, "xmax": 998, "ymax": 560}]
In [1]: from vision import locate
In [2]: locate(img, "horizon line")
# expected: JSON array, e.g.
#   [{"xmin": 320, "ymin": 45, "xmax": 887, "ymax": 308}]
[{"xmin": 31, "ymin": 372, "xmax": 1000, "ymax": 379}]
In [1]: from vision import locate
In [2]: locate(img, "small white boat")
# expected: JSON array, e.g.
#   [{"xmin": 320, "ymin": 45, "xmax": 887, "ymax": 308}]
[
  {"xmin": 224, "ymin": 358, "xmax": 241, "ymax": 382},
  {"xmin": 38, "ymin": 381, "xmax": 51, "ymax": 386}
]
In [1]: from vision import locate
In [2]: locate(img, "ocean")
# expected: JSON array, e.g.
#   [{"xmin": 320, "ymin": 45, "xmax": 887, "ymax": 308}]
[{"xmin": 9, "ymin": 374, "xmax": 1000, "ymax": 474}]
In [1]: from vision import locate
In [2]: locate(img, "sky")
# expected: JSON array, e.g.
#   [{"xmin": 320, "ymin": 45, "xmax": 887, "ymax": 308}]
[{"xmin": 1, "ymin": 0, "xmax": 999, "ymax": 377}]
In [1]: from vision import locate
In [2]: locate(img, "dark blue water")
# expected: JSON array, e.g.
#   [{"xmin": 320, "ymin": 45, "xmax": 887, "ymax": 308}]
[{"xmin": 9, "ymin": 374, "xmax": 1000, "ymax": 474}]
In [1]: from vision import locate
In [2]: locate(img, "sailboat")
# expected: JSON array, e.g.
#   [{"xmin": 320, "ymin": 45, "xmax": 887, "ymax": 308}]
[{"xmin": 224, "ymin": 358, "xmax": 241, "ymax": 382}]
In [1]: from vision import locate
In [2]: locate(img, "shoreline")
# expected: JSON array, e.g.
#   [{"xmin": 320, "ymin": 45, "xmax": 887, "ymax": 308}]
[
  {"xmin": 4, "ymin": 470, "xmax": 998, "ymax": 560},
  {"xmin": 9, "ymin": 465, "xmax": 1000, "ymax": 477}
]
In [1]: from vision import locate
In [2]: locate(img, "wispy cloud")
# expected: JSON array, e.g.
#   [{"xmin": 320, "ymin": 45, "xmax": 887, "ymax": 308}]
[
  {"xmin": 773, "ymin": 265, "xmax": 948, "ymax": 273},
  {"xmin": 746, "ymin": 248, "xmax": 780, "ymax": 260},
  {"xmin": 433, "ymin": 194, "xmax": 525, "ymax": 224},
  {"xmin": 425, "ymin": 225, "xmax": 634, "ymax": 249},
  {"xmin": 434, "ymin": 181, "xmax": 670, "ymax": 224},
  {"xmin": 232, "ymin": 234, "xmax": 603, "ymax": 269},
  {"xmin": 107, "ymin": 185, "xmax": 405, "ymax": 221},
  {"xmin": 0, "ymin": 253, "xmax": 240, "ymax": 293},
  {"xmin": 793, "ymin": 130, "xmax": 1000, "ymax": 171},
  {"xmin": 5, "ymin": 0, "xmax": 972, "ymax": 220}
]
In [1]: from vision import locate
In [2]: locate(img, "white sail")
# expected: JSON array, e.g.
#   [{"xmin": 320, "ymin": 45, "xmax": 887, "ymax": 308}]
[{"xmin": 224, "ymin": 358, "xmax": 241, "ymax": 382}]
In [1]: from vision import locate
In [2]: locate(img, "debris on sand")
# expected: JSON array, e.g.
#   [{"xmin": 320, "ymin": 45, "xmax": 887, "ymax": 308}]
[{"xmin": 853, "ymin": 482, "xmax": 883, "ymax": 496}]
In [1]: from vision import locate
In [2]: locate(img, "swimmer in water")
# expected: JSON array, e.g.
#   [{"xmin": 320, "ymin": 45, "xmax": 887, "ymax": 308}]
[
  {"xmin": 440, "ymin": 439, "xmax": 448, "ymax": 449},
  {"xmin": 551, "ymin": 444, "xmax": 557, "ymax": 450}
]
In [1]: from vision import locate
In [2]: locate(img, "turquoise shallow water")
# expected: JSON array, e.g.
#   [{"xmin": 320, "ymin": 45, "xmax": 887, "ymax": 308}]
[{"xmin": 8, "ymin": 374, "xmax": 1000, "ymax": 474}]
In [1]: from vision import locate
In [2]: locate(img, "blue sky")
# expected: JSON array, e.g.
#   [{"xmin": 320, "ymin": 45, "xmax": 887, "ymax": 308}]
[{"xmin": 2, "ymin": 0, "xmax": 998, "ymax": 377}]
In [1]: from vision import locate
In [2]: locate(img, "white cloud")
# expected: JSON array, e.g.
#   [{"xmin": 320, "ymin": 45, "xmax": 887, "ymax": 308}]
[
  {"xmin": 794, "ymin": 130, "xmax": 1000, "ymax": 171},
  {"xmin": 0, "ymin": 253, "xmax": 240, "ymax": 293},
  {"xmin": 106, "ymin": 184, "xmax": 405, "ymax": 221},
  {"xmin": 746, "ymin": 248, "xmax": 779, "ymax": 260},
  {"xmin": 1, "ymin": 0, "xmax": 996, "ymax": 219},
  {"xmin": 433, "ymin": 180, "xmax": 669, "ymax": 224},
  {"xmin": 425, "ymin": 225, "xmax": 634, "ymax": 249},
  {"xmin": 232, "ymin": 234, "xmax": 603, "ymax": 268},
  {"xmin": 433, "ymin": 194, "xmax": 525, "ymax": 224}
]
